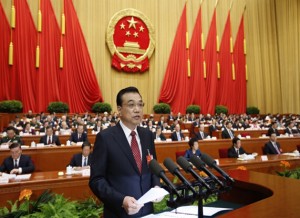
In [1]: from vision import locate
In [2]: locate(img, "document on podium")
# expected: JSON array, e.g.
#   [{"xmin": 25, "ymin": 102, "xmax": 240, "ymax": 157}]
[{"xmin": 137, "ymin": 187, "xmax": 169, "ymax": 205}]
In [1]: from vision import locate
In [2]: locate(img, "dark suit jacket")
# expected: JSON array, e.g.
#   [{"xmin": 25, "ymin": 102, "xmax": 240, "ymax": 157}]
[
  {"xmin": 0, "ymin": 154, "xmax": 35, "ymax": 174},
  {"xmin": 221, "ymin": 128, "xmax": 235, "ymax": 139},
  {"xmin": 195, "ymin": 131, "xmax": 208, "ymax": 140},
  {"xmin": 284, "ymin": 128, "xmax": 294, "ymax": 135},
  {"xmin": 267, "ymin": 127, "xmax": 280, "ymax": 136},
  {"xmin": 209, "ymin": 125, "xmax": 217, "ymax": 136},
  {"xmin": 89, "ymin": 123, "xmax": 160, "ymax": 218},
  {"xmin": 39, "ymin": 135, "xmax": 61, "ymax": 145},
  {"xmin": 153, "ymin": 133, "xmax": 166, "ymax": 141},
  {"xmin": 69, "ymin": 153, "xmax": 92, "ymax": 167},
  {"xmin": 70, "ymin": 132, "xmax": 88, "ymax": 143},
  {"xmin": 92, "ymin": 126, "xmax": 102, "ymax": 132},
  {"xmin": 227, "ymin": 146, "xmax": 247, "ymax": 158},
  {"xmin": 171, "ymin": 131, "xmax": 184, "ymax": 141},
  {"xmin": 264, "ymin": 141, "xmax": 281, "ymax": 154}
]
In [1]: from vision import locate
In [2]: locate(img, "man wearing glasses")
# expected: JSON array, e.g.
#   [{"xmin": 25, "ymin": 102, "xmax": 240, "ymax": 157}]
[{"xmin": 89, "ymin": 87, "xmax": 161, "ymax": 217}]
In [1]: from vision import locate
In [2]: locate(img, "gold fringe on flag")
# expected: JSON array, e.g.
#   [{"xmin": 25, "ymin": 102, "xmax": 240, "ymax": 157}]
[
  {"xmin": 11, "ymin": 5, "xmax": 15, "ymax": 28},
  {"xmin": 217, "ymin": 61, "xmax": 220, "ymax": 79},
  {"xmin": 232, "ymin": 63, "xmax": 236, "ymax": 80},
  {"xmin": 8, "ymin": 42, "xmax": 13, "ymax": 65},
  {"xmin": 230, "ymin": 37, "xmax": 233, "ymax": 53},
  {"xmin": 216, "ymin": 35, "xmax": 219, "ymax": 52},
  {"xmin": 38, "ymin": 10, "xmax": 42, "ymax": 32},
  {"xmin": 59, "ymin": 46, "xmax": 64, "ymax": 68},
  {"xmin": 203, "ymin": 61, "xmax": 207, "ymax": 78},
  {"xmin": 244, "ymin": 39, "xmax": 246, "ymax": 55},
  {"xmin": 187, "ymin": 59, "xmax": 191, "ymax": 77},
  {"xmin": 186, "ymin": 32, "xmax": 189, "ymax": 49},
  {"xmin": 35, "ymin": 45, "xmax": 40, "ymax": 68},
  {"xmin": 61, "ymin": 13, "xmax": 65, "ymax": 35},
  {"xmin": 245, "ymin": 64, "xmax": 248, "ymax": 81},
  {"xmin": 201, "ymin": 33, "xmax": 204, "ymax": 50}
]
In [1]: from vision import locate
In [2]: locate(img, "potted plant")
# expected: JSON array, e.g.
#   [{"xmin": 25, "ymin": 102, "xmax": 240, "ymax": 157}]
[
  {"xmin": 153, "ymin": 103, "xmax": 171, "ymax": 114},
  {"xmin": 246, "ymin": 106, "xmax": 260, "ymax": 115},
  {"xmin": 47, "ymin": 102, "xmax": 69, "ymax": 113},
  {"xmin": 186, "ymin": 105, "xmax": 201, "ymax": 114},
  {"xmin": 92, "ymin": 102, "xmax": 112, "ymax": 113},
  {"xmin": 0, "ymin": 100, "xmax": 23, "ymax": 113},
  {"xmin": 215, "ymin": 105, "xmax": 228, "ymax": 115}
]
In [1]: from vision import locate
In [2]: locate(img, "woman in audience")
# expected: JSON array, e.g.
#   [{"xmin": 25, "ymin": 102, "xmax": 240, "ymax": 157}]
[
  {"xmin": 22, "ymin": 122, "xmax": 35, "ymax": 135},
  {"xmin": 184, "ymin": 138, "xmax": 201, "ymax": 161}
]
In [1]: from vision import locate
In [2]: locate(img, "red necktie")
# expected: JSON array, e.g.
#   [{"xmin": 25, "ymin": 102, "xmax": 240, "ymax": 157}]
[
  {"xmin": 48, "ymin": 136, "xmax": 51, "ymax": 144},
  {"xmin": 130, "ymin": 131, "xmax": 142, "ymax": 173}
]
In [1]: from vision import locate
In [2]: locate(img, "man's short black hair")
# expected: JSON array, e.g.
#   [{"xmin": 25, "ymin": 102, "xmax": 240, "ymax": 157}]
[
  {"xmin": 188, "ymin": 138, "xmax": 198, "ymax": 148},
  {"xmin": 232, "ymin": 137, "xmax": 240, "ymax": 145},
  {"xmin": 116, "ymin": 87, "xmax": 141, "ymax": 107},
  {"xmin": 9, "ymin": 142, "xmax": 21, "ymax": 150},
  {"xmin": 6, "ymin": 126, "xmax": 16, "ymax": 132},
  {"xmin": 81, "ymin": 141, "xmax": 91, "ymax": 150},
  {"xmin": 46, "ymin": 126, "xmax": 53, "ymax": 131}
]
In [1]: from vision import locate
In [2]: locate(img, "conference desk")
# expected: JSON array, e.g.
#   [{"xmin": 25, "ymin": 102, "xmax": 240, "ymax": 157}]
[{"xmin": 211, "ymin": 129, "xmax": 286, "ymax": 139}]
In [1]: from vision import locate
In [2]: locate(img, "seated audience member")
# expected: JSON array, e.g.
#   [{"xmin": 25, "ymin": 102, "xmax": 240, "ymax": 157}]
[
  {"xmin": 93, "ymin": 120, "xmax": 102, "ymax": 132},
  {"xmin": 70, "ymin": 124, "xmax": 88, "ymax": 145},
  {"xmin": 184, "ymin": 138, "xmax": 201, "ymax": 161},
  {"xmin": 39, "ymin": 126, "xmax": 61, "ymax": 146},
  {"xmin": 1, "ymin": 126, "xmax": 23, "ymax": 145},
  {"xmin": 250, "ymin": 119, "xmax": 261, "ymax": 129},
  {"xmin": 267, "ymin": 121, "xmax": 280, "ymax": 136},
  {"xmin": 228, "ymin": 137, "xmax": 248, "ymax": 158},
  {"xmin": 0, "ymin": 143, "xmax": 35, "ymax": 175},
  {"xmin": 39, "ymin": 121, "xmax": 49, "ymax": 133},
  {"xmin": 26, "ymin": 110, "xmax": 34, "ymax": 119},
  {"xmin": 162, "ymin": 122, "xmax": 170, "ymax": 131},
  {"xmin": 192, "ymin": 117, "xmax": 200, "ymax": 127},
  {"xmin": 147, "ymin": 120, "xmax": 156, "ymax": 132},
  {"xmin": 153, "ymin": 126, "xmax": 166, "ymax": 141},
  {"xmin": 195, "ymin": 124, "xmax": 208, "ymax": 140},
  {"xmin": 242, "ymin": 119, "xmax": 251, "ymax": 129},
  {"xmin": 284, "ymin": 121, "xmax": 295, "ymax": 135},
  {"xmin": 232, "ymin": 120, "xmax": 242, "ymax": 130},
  {"xmin": 171, "ymin": 124, "xmax": 184, "ymax": 141},
  {"xmin": 264, "ymin": 133, "xmax": 282, "ymax": 154},
  {"xmin": 222, "ymin": 121, "xmax": 235, "ymax": 139},
  {"xmin": 209, "ymin": 119, "xmax": 218, "ymax": 136},
  {"xmin": 30, "ymin": 117, "xmax": 41, "ymax": 129},
  {"xmin": 168, "ymin": 111, "xmax": 175, "ymax": 121},
  {"xmin": 157, "ymin": 115, "xmax": 165, "ymax": 127},
  {"xmin": 22, "ymin": 122, "xmax": 35, "ymax": 135},
  {"xmin": 59, "ymin": 121, "xmax": 72, "ymax": 135},
  {"xmin": 14, "ymin": 116, "xmax": 24, "ymax": 128},
  {"xmin": 69, "ymin": 141, "xmax": 92, "ymax": 168},
  {"xmin": 109, "ymin": 120, "xmax": 117, "ymax": 127}
]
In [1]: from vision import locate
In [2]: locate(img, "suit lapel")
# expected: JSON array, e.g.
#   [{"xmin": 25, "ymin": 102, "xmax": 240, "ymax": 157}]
[{"xmin": 137, "ymin": 127, "xmax": 149, "ymax": 173}]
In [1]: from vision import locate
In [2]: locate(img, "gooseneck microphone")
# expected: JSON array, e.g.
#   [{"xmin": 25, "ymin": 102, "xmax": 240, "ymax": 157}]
[
  {"xmin": 201, "ymin": 153, "xmax": 235, "ymax": 183},
  {"xmin": 190, "ymin": 155, "xmax": 224, "ymax": 187},
  {"xmin": 176, "ymin": 156, "xmax": 212, "ymax": 190},
  {"xmin": 163, "ymin": 158, "xmax": 197, "ymax": 195},
  {"xmin": 149, "ymin": 159, "xmax": 180, "ymax": 196}
]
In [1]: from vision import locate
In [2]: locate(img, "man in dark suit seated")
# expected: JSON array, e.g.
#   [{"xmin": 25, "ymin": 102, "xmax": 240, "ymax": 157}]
[
  {"xmin": 89, "ymin": 87, "xmax": 161, "ymax": 217},
  {"xmin": 171, "ymin": 124, "xmax": 184, "ymax": 141},
  {"xmin": 209, "ymin": 119, "xmax": 218, "ymax": 136},
  {"xmin": 0, "ymin": 143, "xmax": 35, "ymax": 175},
  {"xmin": 228, "ymin": 137, "xmax": 248, "ymax": 158},
  {"xmin": 68, "ymin": 141, "xmax": 92, "ymax": 169},
  {"xmin": 284, "ymin": 121, "xmax": 295, "ymax": 135},
  {"xmin": 267, "ymin": 122, "xmax": 280, "ymax": 136},
  {"xmin": 1, "ymin": 126, "xmax": 23, "ymax": 145},
  {"xmin": 195, "ymin": 124, "xmax": 208, "ymax": 140},
  {"xmin": 153, "ymin": 126, "xmax": 166, "ymax": 141},
  {"xmin": 70, "ymin": 124, "xmax": 88, "ymax": 145},
  {"xmin": 264, "ymin": 133, "xmax": 282, "ymax": 154},
  {"xmin": 39, "ymin": 126, "xmax": 61, "ymax": 146},
  {"xmin": 92, "ymin": 120, "xmax": 102, "ymax": 132},
  {"xmin": 221, "ymin": 121, "xmax": 235, "ymax": 139}
]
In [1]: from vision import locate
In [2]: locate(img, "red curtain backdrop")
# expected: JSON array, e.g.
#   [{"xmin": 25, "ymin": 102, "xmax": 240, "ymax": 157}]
[
  {"xmin": 204, "ymin": 9, "xmax": 218, "ymax": 114},
  {"xmin": 59, "ymin": 0, "xmax": 103, "ymax": 112},
  {"xmin": 158, "ymin": 4, "xmax": 190, "ymax": 113},
  {"xmin": 233, "ymin": 15, "xmax": 247, "ymax": 113},
  {"xmin": 189, "ymin": 6, "xmax": 207, "ymax": 114},
  {"xmin": 216, "ymin": 12, "xmax": 235, "ymax": 113},
  {"xmin": 0, "ymin": 2, "xmax": 11, "ymax": 100}
]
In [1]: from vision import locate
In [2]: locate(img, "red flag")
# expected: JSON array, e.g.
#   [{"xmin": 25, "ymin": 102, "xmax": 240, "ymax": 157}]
[
  {"xmin": 158, "ymin": 4, "xmax": 190, "ymax": 113},
  {"xmin": 233, "ymin": 15, "xmax": 247, "ymax": 113}
]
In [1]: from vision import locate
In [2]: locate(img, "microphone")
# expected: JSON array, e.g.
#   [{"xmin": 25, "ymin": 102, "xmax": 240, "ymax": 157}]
[
  {"xmin": 149, "ymin": 159, "xmax": 180, "ymax": 197},
  {"xmin": 177, "ymin": 156, "xmax": 212, "ymax": 190},
  {"xmin": 201, "ymin": 153, "xmax": 235, "ymax": 183},
  {"xmin": 190, "ymin": 155, "xmax": 224, "ymax": 187},
  {"xmin": 163, "ymin": 158, "xmax": 197, "ymax": 195}
]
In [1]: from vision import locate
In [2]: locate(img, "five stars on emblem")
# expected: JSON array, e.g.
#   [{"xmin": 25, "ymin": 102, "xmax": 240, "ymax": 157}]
[
  {"xmin": 127, "ymin": 17, "xmax": 138, "ymax": 29},
  {"xmin": 125, "ymin": 31, "xmax": 131, "ymax": 37},
  {"xmin": 120, "ymin": 23, "xmax": 125, "ymax": 29},
  {"xmin": 139, "ymin": 26, "xmax": 144, "ymax": 32}
]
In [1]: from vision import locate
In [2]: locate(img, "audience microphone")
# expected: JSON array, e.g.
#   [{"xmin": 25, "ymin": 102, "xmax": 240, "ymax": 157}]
[
  {"xmin": 201, "ymin": 153, "xmax": 235, "ymax": 183},
  {"xmin": 190, "ymin": 155, "xmax": 224, "ymax": 187},
  {"xmin": 163, "ymin": 158, "xmax": 197, "ymax": 195},
  {"xmin": 176, "ymin": 156, "xmax": 212, "ymax": 191},
  {"xmin": 149, "ymin": 159, "xmax": 180, "ymax": 197}
]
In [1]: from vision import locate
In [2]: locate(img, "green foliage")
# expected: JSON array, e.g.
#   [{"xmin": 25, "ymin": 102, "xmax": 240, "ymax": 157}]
[
  {"xmin": 215, "ymin": 105, "xmax": 228, "ymax": 115},
  {"xmin": 186, "ymin": 105, "xmax": 201, "ymax": 114},
  {"xmin": 76, "ymin": 198, "xmax": 103, "ymax": 218},
  {"xmin": 276, "ymin": 168, "xmax": 300, "ymax": 179},
  {"xmin": 246, "ymin": 106, "xmax": 260, "ymax": 115},
  {"xmin": 153, "ymin": 103, "xmax": 171, "ymax": 114},
  {"xmin": 91, "ymin": 102, "xmax": 112, "ymax": 113},
  {"xmin": 0, "ymin": 100, "xmax": 23, "ymax": 113},
  {"xmin": 47, "ymin": 102, "xmax": 69, "ymax": 113}
]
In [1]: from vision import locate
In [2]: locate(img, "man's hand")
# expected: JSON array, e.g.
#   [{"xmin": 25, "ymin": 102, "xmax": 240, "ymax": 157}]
[
  {"xmin": 10, "ymin": 169, "xmax": 19, "ymax": 174},
  {"xmin": 122, "ymin": 196, "xmax": 144, "ymax": 215}
]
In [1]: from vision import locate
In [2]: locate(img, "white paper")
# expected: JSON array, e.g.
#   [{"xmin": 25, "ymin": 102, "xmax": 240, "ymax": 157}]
[
  {"xmin": 137, "ymin": 187, "xmax": 169, "ymax": 205},
  {"xmin": 173, "ymin": 205, "xmax": 233, "ymax": 216},
  {"xmin": 15, "ymin": 174, "xmax": 31, "ymax": 180},
  {"xmin": 1, "ymin": 173, "xmax": 16, "ymax": 179}
]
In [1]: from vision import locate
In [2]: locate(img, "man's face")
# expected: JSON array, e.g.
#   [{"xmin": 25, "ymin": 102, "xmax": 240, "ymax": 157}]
[
  {"xmin": 7, "ymin": 130, "xmax": 15, "ymax": 139},
  {"xmin": 118, "ymin": 92, "xmax": 143, "ymax": 130},
  {"xmin": 270, "ymin": 134, "xmax": 277, "ymax": 142},
  {"xmin": 235, "ymin": 140, "xmax": 241, "ymax": 149},
  {"xmin": 10, "ymin": 146, "xmax": 22, "ymax": 160},
  {"xmin": 199, "ymin": 125, "xmax": 204, "ymax": 131},
  {"xmin": 46, "ymin": 128, "xmax": 53, "ymax": 136},
  {"xmin": 175, "ymin": 124, "xmax": 180, "ymax": 132},
  {"xmin": 77, "ymin": 126, "xmax": 84, "ymax": 134},
  {"xmin": 82, "ymin": 146, "xmax": 91, "ymax": 157}
]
